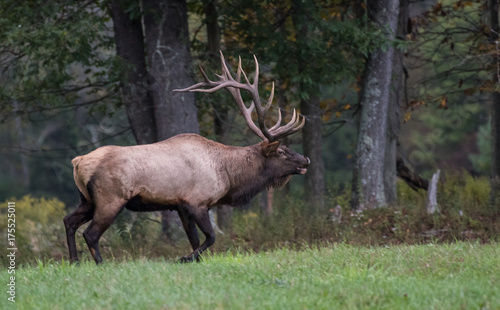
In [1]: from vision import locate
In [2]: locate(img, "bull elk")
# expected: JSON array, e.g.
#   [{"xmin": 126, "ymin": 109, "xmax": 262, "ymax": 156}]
[{"xmin": 64, "ymin": 52, "xmax": 310, "ymax": 264}]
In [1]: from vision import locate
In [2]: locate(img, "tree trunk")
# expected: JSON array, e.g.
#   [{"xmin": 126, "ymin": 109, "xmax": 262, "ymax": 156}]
[
  {"xmin": 260, "ymin": 188, "xmax": 274, "ymax": 215},
  {"xmin": 384, "ymin": 0, "xmax": 408, "ymax": 205},
  {"xmin": 112, "ymin": 0, "xmax": 200, "ymax": 238},
  {"xmin": 203, "ymin": 0, "xmax": 233, "ymax": 230},
  {"xmin": 490, "ymin": 0, "xmax": 500, "ymax": 211},
  {"xmin": 491, "ymin": 93, "xmax": 500, "ymax": 209},
  {"xmin": 301, "ymin": 95, "xmax": 325, "ymax": 210},
  {"xmin": 142, "ymin": 0, "xmax": 199, "ymax": 236},
  {"xmin": 142, "ymin": 0, "xmax": 199, "ymax": 140},
  {"xmin": 352, "ymin": 0, "xmax": 400, "ymax": 210},
  {"xmin": 109, "ymin": 0, "xmax": 157, "ymax": 144},
  {"xmin": 204, "ymin": 0, "xmax": 221, "ymax": 59},
  {"xmin": 292, "ymin": 0, "xmax": 325, "ymax": 211},
  {"xmin": 13, "ymin": 101, "xmax": 29, "ymax": 188},
  {"xmin": 213, "ymin": 101, "xmax": 233, "ymax": 229}
]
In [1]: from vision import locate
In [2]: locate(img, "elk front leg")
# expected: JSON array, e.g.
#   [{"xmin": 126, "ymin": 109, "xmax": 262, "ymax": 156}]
[
  {"xmin": 179, "ymin": 206, "xmax": 215, "ymax": 263},
  {"xmin": 178, "ymin": 209, "xmax": 200, "ymax": 251}
]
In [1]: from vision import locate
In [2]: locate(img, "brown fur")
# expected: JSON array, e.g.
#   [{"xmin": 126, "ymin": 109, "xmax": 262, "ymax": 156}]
[{"xmin": 64, "ymin": 133, "xmax": 309, "ymax": 264}]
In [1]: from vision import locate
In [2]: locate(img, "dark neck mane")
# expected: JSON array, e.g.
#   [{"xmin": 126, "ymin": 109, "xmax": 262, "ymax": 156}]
[{"xmin": 216, "ymin": 145, "xmax": 289, "ymax": 207}]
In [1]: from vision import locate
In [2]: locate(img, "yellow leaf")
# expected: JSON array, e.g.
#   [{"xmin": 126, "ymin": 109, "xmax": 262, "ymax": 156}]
[
  {"xmin": 438, "ymin": 97, "xmax": 448, "ymax": 109},
  {"xmin": 404, "ymin": 111, "xmax": 412, "ymax": 123}
]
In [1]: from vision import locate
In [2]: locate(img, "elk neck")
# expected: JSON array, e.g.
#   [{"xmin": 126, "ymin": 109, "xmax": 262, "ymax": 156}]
[{"xmin": 216, "ymin": 143, "xmax": 278, "ymax": 207}]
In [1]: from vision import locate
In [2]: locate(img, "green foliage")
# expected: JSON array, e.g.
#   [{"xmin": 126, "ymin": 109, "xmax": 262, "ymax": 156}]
[
  {"xmin": 0, "ymin": 0, "xmax": 130, "ymax": 205},
  {"xmin": 411, "ymin": 0, "xmax": 491, "ymax": 97},
  {"xmin": 401, "ymin": 102, "xmax": 485, "ymax": 176},
  {"xmin": 219, "ymin": 1, "xmax": 378, "ymax": 102},
  {"xmin": 405, "ymin": 0, "xmax": 494, "ymax": 117},
  {"xmin": 469, "ymin": 119, "xmax": 492, "ymax": 174},
  {"xmin": 2, "ymin": 243, "xmax": 500, "ymax": 309},
  {"xmin": 397, "ymin": 0, "xmax": 496, "ymax": 177},
  {"xmin": 0, "ymin": 0, "xmax": 116, "ymax": 113},
  {"xmin": 0, "ymin": 195, "xmax": 66, "ymax": 265}
]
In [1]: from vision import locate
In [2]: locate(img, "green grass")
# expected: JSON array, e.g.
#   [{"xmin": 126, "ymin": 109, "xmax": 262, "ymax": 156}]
[{"xmin": 2, "ymin": 242, "xmax": 499, "ymax": 309}]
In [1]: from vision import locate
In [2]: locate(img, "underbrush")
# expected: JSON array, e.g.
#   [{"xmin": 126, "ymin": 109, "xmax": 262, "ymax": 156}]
[
  {"xmin": 221, "ymin": 172, "xmax": 499, "ymax": 252},
  {"xmin": 1, "ymin": 172, "xmax": 499, "ymax": 266}
]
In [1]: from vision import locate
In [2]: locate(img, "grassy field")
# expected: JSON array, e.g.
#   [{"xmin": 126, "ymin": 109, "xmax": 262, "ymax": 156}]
[{"xmin": 2, "ymin": 242, "xmax": 499, "ymax": 309}]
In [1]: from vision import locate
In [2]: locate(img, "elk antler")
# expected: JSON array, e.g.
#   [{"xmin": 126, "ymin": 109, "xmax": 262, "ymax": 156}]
[{"xmin": 174, "ymin": 51, "xmax": 305, "ymax": 142}]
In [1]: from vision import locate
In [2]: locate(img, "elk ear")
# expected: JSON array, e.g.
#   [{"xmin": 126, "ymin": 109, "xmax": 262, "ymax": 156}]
[{"xmin": 261, "ymin": 141, "xmax": 281, "ymax": 157}]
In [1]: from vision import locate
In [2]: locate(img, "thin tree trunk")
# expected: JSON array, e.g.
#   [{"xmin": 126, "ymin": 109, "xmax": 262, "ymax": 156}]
[
  {"xmin": 490, "ymin": 0, "xmax": 500, "ymax": 211},
  {"xmin": 203, "ymin": 0, "xmax": 233, "ymax": 230},
  {"xmin": 350, "ymin": 0, "xmax": 367, "ymax": 210},
  {"xmin": 384, "ymin": 0, "xmax": 408, "ymax": 205},
  {"xmin": 352, "ymin": 0, "xmax": 400, "ymax": 210},
  {"xmin": 491, "ymin": 92, "xmax": 500, "ymax": 209},
  {"xmin": 204, "ymin": 0, "xmax": 221, "ymax": 59},
  {"xmin": 260, "ymin": 188, "xmax": 274, "ymax": 215},
  {"xmin": 277, "ymin": 80, "xmax": 291, "ymax": 196},
  {"xmin": 292, "ymin": 0, "xmax": 325, "ymax": 211},
  {"xmin": 301, "ymin": 95, "xmax": 325, "ymax": 210},
  {"xmin": 109, "ymin": 0, "xmax": 157, "ymax": 144},
  {"xmin": 13, "ymin": 101, "xmax": 29, "ymax": 188}
]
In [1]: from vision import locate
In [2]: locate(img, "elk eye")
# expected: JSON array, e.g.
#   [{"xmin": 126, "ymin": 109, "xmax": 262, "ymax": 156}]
[{"xmin": 278, "ymin": 150, "xmax": 285, "ymax": 156}]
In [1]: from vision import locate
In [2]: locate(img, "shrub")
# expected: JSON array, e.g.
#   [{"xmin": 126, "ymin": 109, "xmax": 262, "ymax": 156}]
[{"xmin": 0, "ymin": 195, "xmax": 66, "ymax": 266}]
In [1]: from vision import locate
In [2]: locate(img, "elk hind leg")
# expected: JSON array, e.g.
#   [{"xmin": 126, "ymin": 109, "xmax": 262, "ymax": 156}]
[
  {"xmin": 83, "ymin": 198, "xmax": 125, "ymax": 265},
  {"xmin": 63, "ymin": 191, "xmax": 95, "ymax": 263}
]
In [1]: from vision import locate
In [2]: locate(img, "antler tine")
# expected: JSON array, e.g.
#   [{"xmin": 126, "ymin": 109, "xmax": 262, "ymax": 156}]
[
  {"xmin": 244, "ymin": 55, "xmax": 277, "ymax": 139},
  {"xmin": 174, "ymin": 63, "xmax": 216, "ymax": 92},
  {"xmin": 269, "ymin": 109, "xmax": 300, "ymax": 134},
  {"xmin": 174, "ymin": 80, "xmax": 242, "ymax": 93},
  {"xmin": 218, "ymin": 51, "xmax": 267, "ymax": 140},
  {"xmin": 199, "ymin": 63, "xmax": 212, "ymax": 83},
  {"xmin": 253, "ymin": 54, "xmax": 259, "ymax": 89},
  {"xmin": 269, "ymin": 108, "xmax": 282, "ymax": 132},
  {"xmin": 236, "ymin": 56, "xmax": 242, "ymax": 82},
  {"xmin": 173, "ymin": 51, "xmax": 305, "ymax": 142},
  {"xmin": 279, "ymin": 109, "xmax": 298, "ymax": 132},
  {"xmin": 219, "ymin": 51, "xmax": 234, "ymax": 82},
  {"xmin": 225, "ymin": 85, "xmax": 267, "ymax": 140},
  {"xmin": 269, "ymin": 113, "xmax": 306, "ymax": 141}
]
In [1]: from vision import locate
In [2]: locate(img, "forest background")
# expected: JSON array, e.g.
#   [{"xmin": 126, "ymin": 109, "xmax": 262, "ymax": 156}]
[{"xmin": 1, "ymin": 0, "xmax": 500, "ymax": 265}]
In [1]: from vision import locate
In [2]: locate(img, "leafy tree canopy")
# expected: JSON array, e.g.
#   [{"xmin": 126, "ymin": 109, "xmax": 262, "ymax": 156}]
[{"xmin": 0, "ymin": 0, "xmax": 117, "ymax": 119}]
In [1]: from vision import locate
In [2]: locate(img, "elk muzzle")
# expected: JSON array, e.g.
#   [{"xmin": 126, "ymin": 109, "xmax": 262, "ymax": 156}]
[{"xmin": 296, "ymin": 157, "xmax": 310, "ymax": 175}]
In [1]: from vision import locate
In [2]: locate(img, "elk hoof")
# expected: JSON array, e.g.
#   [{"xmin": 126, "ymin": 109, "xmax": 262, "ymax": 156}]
[{"xmin": 178, "ymin": 255, "xmax": 195, "ymax": 263}]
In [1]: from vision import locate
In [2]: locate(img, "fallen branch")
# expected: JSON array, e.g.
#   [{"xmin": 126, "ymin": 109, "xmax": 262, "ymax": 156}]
[{"xmin": 396, "ymin": 156, "xmax": 429, "ymax": 191}]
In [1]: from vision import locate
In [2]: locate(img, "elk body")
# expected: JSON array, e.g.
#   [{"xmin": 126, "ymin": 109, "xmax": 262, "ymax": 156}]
[{"xmin": 64, "ymin": 52, "xmax": 310, "ymax": 264}]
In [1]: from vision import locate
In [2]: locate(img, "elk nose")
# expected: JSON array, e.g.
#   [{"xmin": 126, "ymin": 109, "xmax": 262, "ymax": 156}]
[{"xmin": 305, "ymin": 157, "xmax": 310, "ymax": 165}]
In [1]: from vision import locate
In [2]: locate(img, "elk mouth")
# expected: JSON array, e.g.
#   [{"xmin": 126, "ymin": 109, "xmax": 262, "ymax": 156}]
[
  {"xmin": 297, "ymin": 168, "xmax": 307, "ymax": 175},
  {"xmin": 296, "ymin": 157, "xmax": 310, "ymax": 175}
]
